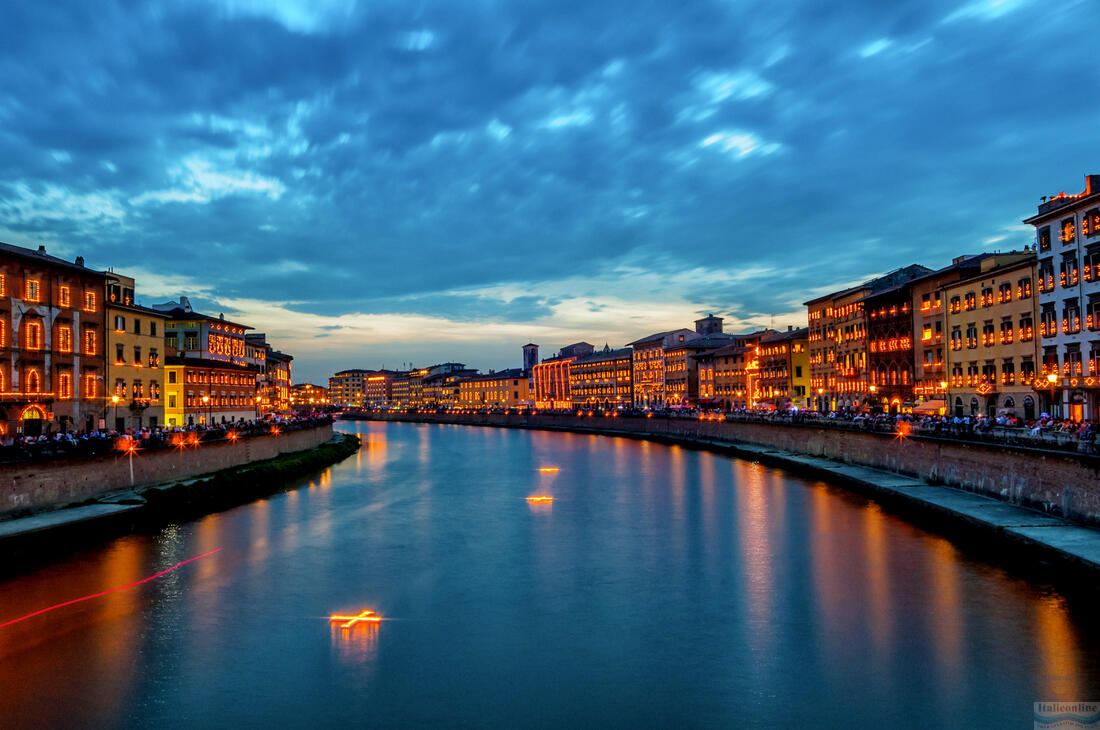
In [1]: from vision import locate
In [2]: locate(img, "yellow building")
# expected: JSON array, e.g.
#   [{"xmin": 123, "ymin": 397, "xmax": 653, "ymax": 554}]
[
  {"xmin": 943, "ymin": 255, "xmax": 1039, "ymax": 419},
  {"xmin": 105, "ymin": 274, "xmax": 168, "ymax": 430},
  {"xmin": 756, "ymin": 327, "xmax": 810, "ymax": 410},
  {"xmin": 164, "ymin": 362, "xmax": 184, "ymax": 427},
  {"xmin": 291, "ymin": 383, "xmax": 329, "ymax": 410},
  {"xmin": 569, "ymin": 347, "xmax": 632, "ymax": 408},
  {"xmin": 459, "ymin": 368, "xmax": 530, "ymax": 408}
]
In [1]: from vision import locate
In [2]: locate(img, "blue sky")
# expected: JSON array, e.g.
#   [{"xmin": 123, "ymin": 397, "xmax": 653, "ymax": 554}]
[{"xmin": 1, "ymin": 0, "xmax": 1098, "ymax": 383}]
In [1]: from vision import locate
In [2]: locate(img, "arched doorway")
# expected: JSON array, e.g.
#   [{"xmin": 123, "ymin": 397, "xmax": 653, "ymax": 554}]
[
  {"xmin": 969, "ymin": 397, "xmax": 979, "ymax": 416},
  {"xmin": 21, "ymin": 405, "xmax": 45, "ymax": 437},
  {"xmin": 954, "ymin": 397, "xmax": 963, "ymax": 418},
  {"xmin": 1023, "ymin": 395, "xmax": 1036, "ymax": 421},
  {"xmin": 986, "ymin": 395, "xmax": 997, "ymax": 418}
]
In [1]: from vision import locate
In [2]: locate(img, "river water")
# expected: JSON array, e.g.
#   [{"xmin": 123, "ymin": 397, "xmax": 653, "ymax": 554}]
[{"xmin": 1, "ymin": 421, "xmax": 1098, "ymax": 728}]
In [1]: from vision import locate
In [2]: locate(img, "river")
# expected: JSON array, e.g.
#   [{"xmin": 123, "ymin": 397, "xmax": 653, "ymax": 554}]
[{"xmin": 1, "ymin": 421, "xmax": 1097, "ymax": 728}]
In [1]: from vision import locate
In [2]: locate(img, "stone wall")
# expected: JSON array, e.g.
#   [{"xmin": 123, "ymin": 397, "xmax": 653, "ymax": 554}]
[
  {"xmin": 0, "ymin": 424, "xmax": 333, "ymax": 518},
  {"xmin": 365, "ymin": 413, "xmax": 1100, "ymax": 525}
]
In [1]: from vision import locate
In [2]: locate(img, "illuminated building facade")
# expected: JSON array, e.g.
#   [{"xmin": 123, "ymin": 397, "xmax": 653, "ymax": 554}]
[
  {"xmin": 532, "ymin": 357, "xmax": 574, "ymax": 409},
  {"xmin": 694, "ymin": 330, "xmax": 773, "ymax": 410},
  {"xmin": 364, "ymin": 372, "xmax": 397, "ymax": 408},
  {"xmin": 459, "ymin": 368, "xmax": 530, "ymax": 408},
  {"xmin": 755, "ymin": 327, "xmax": 810, "ymax": 410},
  {"xmin": 327, "ymin": 369, "xmax": 372, "ymax": 407},
  {"xmin": 664, "ymin": 334, "xmax": 734, "ymax": 406},
  {"xmin": 391, "ymin": 371, "xmax": 410, "ymax": 408},
  {"xmin": 154, "ymin": 297, "xmax": 251, "ymax": 367},
  {"xmin": 628, "ymin": 329, "xmax": 698, "ymax": 408},
  {"xmin": 246, "ymin": 333, "xmax": 292, "ymax": 415},
  {"xmin": 943, "ymin": 255, "xmax": 1039, "ymax": 419},
  {"xmin": 105, "ymin": 274, "xmax": 167, "ymax": 430},
  {"xmin": 163, "ymin": 355, "xmax": 257, "ymax": 426},
  {"xmin": 1024, "ymin": 174, "xmax": 1100, "ymax": 421},
  {"xmin": 806, "ymin": 265, "xmax": 930, "ymax": 412},
  {"xmin": 0, "ymin": 242, "xmax": 106, "ymax": 436},
  {"xmin": 569, "ymin": 346, "xmax": 632, "ymax": 408},
  {"xmin": 291, "ymin": 383, "xmax": 329, "ymax": 411},
  {"xmin": 422, "ymin": 368, "xmax": 477, "ymax": 408}
]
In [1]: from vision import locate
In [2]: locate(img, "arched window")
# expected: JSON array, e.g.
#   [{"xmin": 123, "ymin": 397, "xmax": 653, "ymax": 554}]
[
  {"xmin": 1003, "ymin": 396, "xmax": 1015, "ymax": 408},
  {"xmin": 26, "ymin": 369, "xmax": 41, "ymax": 393}
]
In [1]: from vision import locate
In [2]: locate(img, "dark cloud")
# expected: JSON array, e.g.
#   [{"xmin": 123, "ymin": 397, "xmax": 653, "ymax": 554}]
[{"xmin": 1, "ymin": 0, "xmax": 1098, "ymax": 380}]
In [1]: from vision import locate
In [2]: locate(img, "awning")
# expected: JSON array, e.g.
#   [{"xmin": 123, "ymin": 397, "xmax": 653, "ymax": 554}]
[{"xmin": 913, "ymin": 399, "xmax": 946, "ymax": 413}]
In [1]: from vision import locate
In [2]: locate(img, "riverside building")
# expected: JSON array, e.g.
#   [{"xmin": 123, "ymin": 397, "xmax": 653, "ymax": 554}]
[
  {"xmin": 105, "ymin": 273, "xmax": 167, "ymax": 430},
  {"xmin": 328, "ymin": 369, "xmax": 372, "ymax": 407},
  {"xmin": 459, "ymin": 368, "xmax": 530, "ymax": 409},
  {"xmin": 1024, "ymin": 174, "xmax": 1100, "ymax": 421},
  {"xmin": 569, "ymin": 346, "xmax": 632, "ymax": 409},
  {"xmin": 629, "ymin": 329, "xmax": 698, "ymax": 408},
  {"xmin": 755, "ymin": 327, "xmax": 810, "ymax": 411},
  {"xmin": 0, "ymin": 242, "xmax": 107, "ymax": 436},
  {"xmin": 943, "ymin": 254, "xmax": 1039, "ymax": 419}
]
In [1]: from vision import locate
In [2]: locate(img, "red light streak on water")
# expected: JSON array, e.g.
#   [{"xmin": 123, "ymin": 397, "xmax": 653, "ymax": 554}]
[{"xmin": 0, "ymin": 548, "xmax": 222, "ymax": 629}]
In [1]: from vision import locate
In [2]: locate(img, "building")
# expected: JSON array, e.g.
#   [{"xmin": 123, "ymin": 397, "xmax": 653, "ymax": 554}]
[
  {"xmin": 364, "ymin": 371, "xmax": 398, "ymax": 408},
  {"xmin": 531, "ymin": 344, "xmax": 593, "ymax": 409},
  {"xmin": 628, "ymin": 329, "xmax": 699, "ymax": 408},
  {"xmin": 569, "ymin": 346, "xmax": 632, "ymax": 409},
  {"xmin": 163, "ymin": 355, "xmax": 257, "ymax": 427},
  {"xmin": 755, "ymin": 327, "xmax": 810, "ymax": 411},
  {"xmin": 104, "ymin": 273, "xmax": 168, "ymax": 430},
  {"xmin": 0, "ymin": 242, "xmax": 107, "ymax": 436},
  {"xmin": 1024, "ymin": 174, "xmax": 1100, "ymax": 421},
  {"xmin": 664, "ymin": 333, "xmax": 735, "ymax": 406},
  {"xmin": 154, "ymin": 296, "xmax": 252, "ymax": 367},
  {"xmin": 805, "ymin": 265, "xmax": 931, "ymax": 413},
  {"xmin": 266, "ymin": 348, "xmax": 293, "ymax": 413},
  {"xmin": 328, "ymin": 369, "xmax": 372, "ymax": 407},
  {"xmin": 459, "ymin": 368, "xmax": 530, "ymax": 409},
  {"xmin": 290, "ymin": 383, "xmax": 329, "ymax": 411},
  {"xmin": 695, "ymin": 330, "xmax": 774, "ymax": 410},
  {"xmin": 943, "ymin": 254, "xmax": 1039, "ymax": 419},
  {"xmin": 391, "ymin": 371, "xmax": 411, "ymax": 408},
  {"xmin": 422, "ymin": 367, "xmax": 477, "ymax": 409},
  {"xmin": 522, "ymin": 343, "xmax": 539, "ymax": 371}
]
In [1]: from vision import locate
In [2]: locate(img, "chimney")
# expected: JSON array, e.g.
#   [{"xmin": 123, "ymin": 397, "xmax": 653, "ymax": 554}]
[
  {"xmin": 75, "ymin": 256, "xmax": 84, "ymax": 267},
  {"xmin": 788, "ymin": 325, "xmax": 793, "ymax": 332},
  {"xmin": 37, "ymin": 245, "xmax": 46, "ymax": 254}
]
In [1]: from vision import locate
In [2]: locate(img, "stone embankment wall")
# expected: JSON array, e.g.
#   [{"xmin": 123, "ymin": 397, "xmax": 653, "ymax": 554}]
[
  {"xmin": 0, "ymin": 424, "xmax": 333, "ymax": 518},
  {"xmin": 365, "ymin": 413, "xmax": 1100, "ymax": 525}
]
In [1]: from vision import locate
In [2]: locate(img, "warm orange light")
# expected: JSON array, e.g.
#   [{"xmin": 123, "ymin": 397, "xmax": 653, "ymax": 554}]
[
  {"xmin": 526, "ymin": 495, "xmax": 554, "ymax": 503},
  {"xmin": 330, "ymin": 609, "xmax": 382, "ymax": 629},
  {"xmin": 538, "ymin": 467, "xmax": 560, "ymax": 473},
  {"xmin": 894, "ymin": 421, "xmax": 912, "ymax": 440}
]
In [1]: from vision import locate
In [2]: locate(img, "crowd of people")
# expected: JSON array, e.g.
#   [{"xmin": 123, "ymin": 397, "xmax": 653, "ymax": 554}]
[{"xmin": 0, "ymin": 414, "xmax": 335, "ymax": 462}]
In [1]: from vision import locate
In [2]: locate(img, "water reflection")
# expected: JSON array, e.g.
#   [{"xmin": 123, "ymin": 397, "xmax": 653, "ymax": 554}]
[{"xmin": 0, "ymin": 421, "xmax": 1097, "ymax": 728}]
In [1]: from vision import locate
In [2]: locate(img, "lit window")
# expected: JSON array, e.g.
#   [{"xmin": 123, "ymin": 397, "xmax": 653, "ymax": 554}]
[
  {"xmin": 25, "ymin": 279, "xmax": 40, "ymax": 302},
  {"xmin": 84, "ymin": 374, "xmax": 97, "ymax": 399},
  {"xmin": 0, "ymin": 274, "xmax": 5, "ymax": 296},
  {"xmin": 59, "ymin": 372, "xmax": 72, "ymax": 399},
  {"xmin": 58, "ymin": 326, "xmax": 73, "ymax": 352},
  {"xmin": 26, "ymin": 369, "xmax": 40, "ymax": 393},
  {"xmin": 59, "ymin": 285, "xmax": 70, "ymax": 307},
  {"xmin": 84, "ymin": 290, "xmax": 97, "ymax": 312},
  {"xmin": 114, "ymin": 315, "xmax": 125, "ymax": 331},
  {"xmin": 84, "ymin": 328, "xmax": 96, "ymax": 355},
  {"xmin": 26, "ymin": 321, "xmax": 42, "ymax": 350}
]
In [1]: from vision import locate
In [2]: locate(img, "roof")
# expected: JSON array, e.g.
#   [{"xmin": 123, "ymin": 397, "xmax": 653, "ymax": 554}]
[
  {"xmin": 0, "ymin": 241, "xmax": 106, "ymax": 278},
  {"xmin": 803, "ymin": 264, "xmax": 933, "ymax": 307},
  {"xmin": 668, "ymin": 333, "xmax": 735, "ymax": 352},
  {"xmin": 1022, "ymin": 175, "xmax": 1100, "ymax": 225},
  {"xmin": 627, "ymin": 328, "xmax": 696, "ymax": 347},
  {"xmin": 572, "ymin": 347, "xmax": 632, "ymax": 365},
  {"xmin": 465, "ymin": 368, "xmax": 527, "ymax": 382},
  {"xmin": 941, "ymin": 254, "xmax": 1036, "ymax": 290},
  {"xmin": 691, "ymin": 343, "xmax": 753, "ymax": 360},
  {"xmin": 106, "ymin": 300, "xmax": 170, "ymax": 318},
  {"xmin": 157, "ymin": 307, "xmax": 253, "ymax": 330},
  {"xmin": 760, "ymin": 327, "xmax": 809, "ymax": 343}
]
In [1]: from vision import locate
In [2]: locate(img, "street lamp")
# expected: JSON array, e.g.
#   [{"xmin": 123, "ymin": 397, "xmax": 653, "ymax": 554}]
[
  {"xmin": 202, "ymin": 394, "xmax": 210, "ymax": 426},
  {"xmin": 1047, "ymin": 373, "xmax": 1058, "ymax": 384},
  {"xmin": 111, "ymin": 394, "xmax": 119, "ymax": 431}
]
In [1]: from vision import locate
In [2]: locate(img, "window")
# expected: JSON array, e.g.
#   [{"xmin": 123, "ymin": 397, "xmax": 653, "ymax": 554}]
[
  {"xmin": 1038, "ymin": 261, "xmax": 1055, "ymax": 292},
  {"xmin": 168, "ymin": 370, "xmax": 177, "ymax": 384},
  {"xmin": 998, "ymin": 283, "xmax": 1012, "ymax": 303},
  {"xmin": 149, "ymin": 348, "xmax": 159, "ymax": 368},
  {"xmin": 115, "ymin": 379, "xmax": 126, "ymax": 397},
  {"xmin": 25, "ymin": 279, "xmax": 40, "ymax": 302},
  {"xmin": 115, "ymin": 344, "xmax": 124, "ymax": 363},
  {"xmin": 0, "ymin": 318, "xmax": 6, "ymax": 348},
  {"xmin": 1063, "ymin": 302, "xmax": 1081, "ymax": 334},
  {"xmin": 950, "ymin": 327, "xmax": 962, "ymax": 351},
  {"xmin": 1038, "ymin": 225, "xmax": 1051, "ymax": 252},
  {"xmin": 1019, "ymin": 316, "xmax": 1034, "ymax": 341},
  {"xmin": 58, "ymin": 371, "xmax": 72, "ymax": 398},
  {"xmin": 84, "ymin": 290, "xmax": 96, "ymax": 312},
  {"xmin": 59, "ymin": 285, "xmax": 70, "ymax": 307},
  {"xmin": 25, "ymin": 321, "xmax": 42, "ymax": 350},
  {"xmin": 1085, "ymin": 248, "xmax": 1100, "ymax": 282},
  {"xmin": 982, "ymin": 323, "xmax": 995, "ymax": 346},
  {"xmin": 1060, "ymin": 257, "xmax": 1079, "ymax": 288},
  {"xmin": 133, "ymin": 318, "xmax": 141, "ymax": 335},
  {"xmin": 26, "ymin": 369, "xmax": 40, "ymax": 393},
  {"xmin": 1087, "ymin": 209, "xmax": 1100, "ymax": 238},
  {"xmin": 84, "ymin": 374, "xmax": 96, "ymax": 399},
  {"xmin": 949, "ymin": 296, "xmax": 961, "ymax": 314},
  {"xmin": 966, "ymin": 324, "xmax": 978, "ymax": 349},
  {"xmin": 150, "ymin": 321, "xmax": 157, "ymax": 337},
  {"xmin": 1017, "ymin": 277, "xmax": 1032, "ymax": 299},
  {"xmin": 980, "ymin": 287, "xmax": 994, "ymax": 308},
  {"xmin": 58, "ymin": 326, "xmax": 72, "ymax": 352},
  {"xmin": 0, "ymin": 274, "xmax": 5, "ymax": 296},
  {"xmin": 133, "ymin": 346, "xmax": 141, "ymax": 365},
  {"xmin": 150, "ymin": 381, "xmax": 160, "ymax": 400},
  {"xmin": 114, "ymin": 315, "xmax": 125, "ymax": 331},
  {"xmin": 84, "ymin": 328, "xmax": 96, "ymax": 355},
  {"xmin": 1061, "ymin": 217, "xmax": 1076, "ymax": 244}
]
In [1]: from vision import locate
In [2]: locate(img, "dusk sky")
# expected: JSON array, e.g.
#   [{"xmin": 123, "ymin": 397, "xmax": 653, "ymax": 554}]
[{"xmin": 1, "ymin": 0, "xmax": 1098, "ymax": 383}]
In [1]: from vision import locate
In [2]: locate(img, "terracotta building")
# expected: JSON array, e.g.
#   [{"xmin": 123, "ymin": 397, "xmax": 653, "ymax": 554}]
[
  {"xmin": 0, "ymin": 242, "xmax": 107, "ymax": 436},
  {"xmin": 569, "ymin": 347, "xmax": 632, "ymax": 409}
]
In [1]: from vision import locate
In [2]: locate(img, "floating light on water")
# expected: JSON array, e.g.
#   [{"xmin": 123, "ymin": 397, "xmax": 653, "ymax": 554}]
[
  {"xmin": 330, "ymin": 609, "xmax": 382, "ymax": 629},
  {"xmin": 526, "ymin": 495, "xmax": 554, "ymax": 503},
  {"xmin": 538, "ymin": 467, "xmax": 559, "ymax": 473}
]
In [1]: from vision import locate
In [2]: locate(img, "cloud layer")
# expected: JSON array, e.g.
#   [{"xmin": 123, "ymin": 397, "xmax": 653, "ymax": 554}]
[{"xmin": 1, "ymin": 0, "xmax": 1096, "ymax": 381}]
